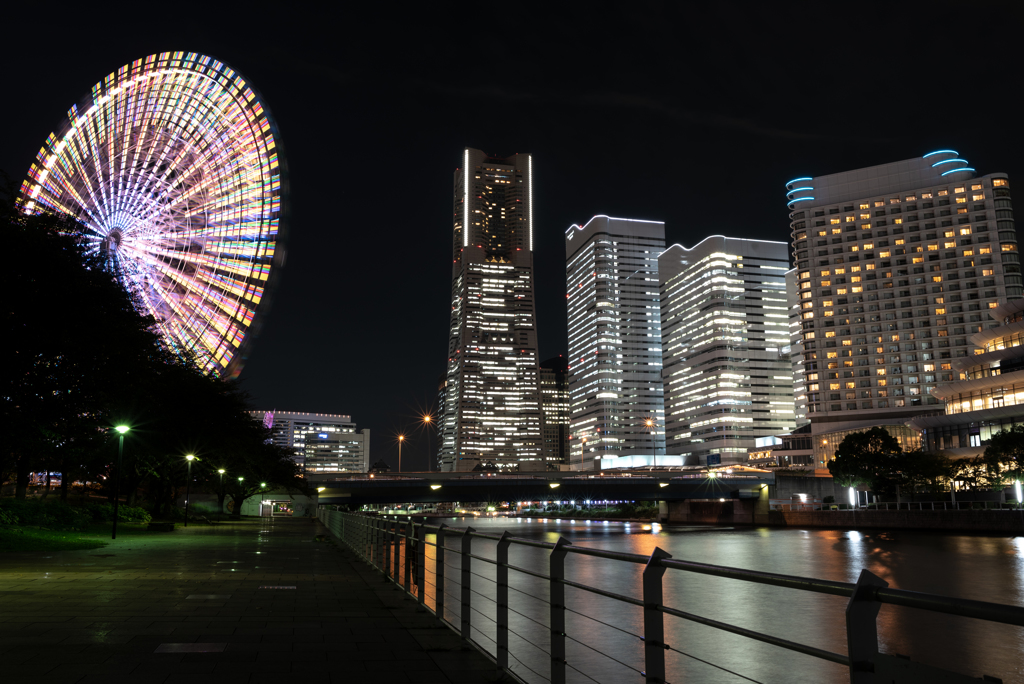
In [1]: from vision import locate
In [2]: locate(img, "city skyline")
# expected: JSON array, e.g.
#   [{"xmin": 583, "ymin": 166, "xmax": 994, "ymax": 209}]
[{"xmin": 1, "ymin": 5, "xmax": 1020, "ymax": 471}]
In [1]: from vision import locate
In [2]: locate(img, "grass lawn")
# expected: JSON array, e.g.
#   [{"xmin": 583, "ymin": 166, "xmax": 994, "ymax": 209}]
[{"xmin": 0, "ymin": 523, "xmax": 150, "ymax": 552}]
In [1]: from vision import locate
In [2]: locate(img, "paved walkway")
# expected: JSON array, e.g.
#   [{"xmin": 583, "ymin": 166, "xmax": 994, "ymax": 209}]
[{"xmin": 0, "ymin": 518, "xmax": 500, "ymax": 683}]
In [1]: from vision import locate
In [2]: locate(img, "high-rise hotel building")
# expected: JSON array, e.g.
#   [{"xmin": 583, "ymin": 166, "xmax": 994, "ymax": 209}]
[
  {"xmin": 659, "ymin": 237, "xmax": 796, "ymax": 465},
  {"xmin": 565, "ymin": 216, "xmax": 666, "ymax": 471},
  {"xmin": 438, "ymin": 149, "xmax": 543, "ymax": 471},
  {"xmin": 786, "ymin": 151, "xmax": 1019, "ymax": 466}
]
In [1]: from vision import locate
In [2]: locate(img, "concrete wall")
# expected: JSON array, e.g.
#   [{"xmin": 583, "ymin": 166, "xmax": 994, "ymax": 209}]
[{"xmin": 770, "ymin": 475, "xmax": 840, "ymax": 502}]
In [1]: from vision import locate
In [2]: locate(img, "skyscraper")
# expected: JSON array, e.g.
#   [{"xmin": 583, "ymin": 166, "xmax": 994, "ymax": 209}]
[
  {"xmin": 786, "ymin": 152, "xmax": 1019, "ymax": 466},
  {"xmin": 659, "ymin": 236, "xmax": 795, "ymax": 465},
  {"xmin": 539, "ymin": 356, "xmax": 571, "ymax": 467},
  {"xmin": 565, "ymin": 216, "xmax": 666, "ymax": 471},
  {"xmin": 247, "ymin": 411, "xmax": 370, "ymax": 473},
  {"xmin": 438, "ymin": 149, "xmax": 543, "ymax": 471}
]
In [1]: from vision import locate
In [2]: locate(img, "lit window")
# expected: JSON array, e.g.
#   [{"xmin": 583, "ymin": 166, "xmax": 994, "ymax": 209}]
[
  {"xmin": 825, "ymin": 331, "xmax": 836, "ymax": 338},
  {"xmin": 944, "ymin": 241, "xmax": 956, "ymax": 249},
  {"xmin": 944, "ymin": 230, "xmax": 955, "ymax": 238},
  {"xmin": 823, "ymin": 310, "xmax": 834, "ymax": 317},
  {"xmin": 956, "ymin": 196, "xmax": 967, "ymax": 204},
  {"xmin": 935, "ymin": 307, "xmax": 946, "ymax": 315},
  {"xmin": 834, "ymin": 268, "xmax": 846, "ymax": 275},
  {"xmin": 874, "ymin": 201, "xmax": 884, "ymax": 207},
  {"xmin": 842, "ymin": 340, "xmax": 852, "ymax": 346},
  {"xmin": 861, "ymin": 223, "xmax": 871, "ymax": 230},
  {"xmin": 879, "ymin": 251, "xmax": 891, "ymax": 258},
  {"xmin": 927, "ymin": 244, "xmax": 938, "ymax": 251},
  {"xmin": 837, "ymin": 287, "xmax": 848, "ymax": 294},
  {"xmin": 817, "ymin": 230, "xmax": 827, "ymax": 237},
  {"xmin": 935, "ymin": 297, "xmax": 944, "ymax": 304},
  {"xmin": 846, "ymin": 216, "xmax": 855, "ymax": 223},
  {"xmin": 922, "ymin": 193, "xmax": 933, "ymax": 199},
  {"xmin": 955, "ymin": 187, "xmax": 965, "ymax": 193},
  {"xmin": 832, "ymin": 228, "xmax": 842, "ymax": 235},
  {"xmin": 851, "ymin": 265, "xmax": 861, "ymax": 272},
  {"xmin": 851, "ymin": 276, "xmax": 861, "ymax": 282},
  {"xmin": 864, "ymin": 243, "xmax": 875, "ymax": 250},
  {"xmin": 993, "ymin": 179, "xmax": 1008, "ymax": 187},
  {"xmin": 1002, "ymin": 243, "xmax": 1018, "ymax": 252},
  {"xmin": 820, "ymin": 280, "xmax": 831, "ymax": 286},
  {"xmin": 830, "ymin": 218, "xmax": 841, "ymax": 225},
  {"xmin": 804, "ymin": 332, "xmax": 815, "ymax": 339},
  {"xmin": 829, "ymin": 383, "xmax": 840, "ymax": 390},
  {"xmin": 988, "ymin": 302, "xmax": 999, "ymax": 308},
  {"xmin": 905, "ymin": 195, "xmax": 917, "ymax": 201},
  {"xmin": 932, "ymin": 275, "xmax": 943, "ymax": 282},
  {"xmin": 827, "ymin": 352, "xmax": 838, "ymax": 359},
  {"xmin": 822, "ymin": 300, "xmax": 833, "ymax": 307},
  {"xmin": 912, "ymin": 256, "xmax": 924, "ymax": 263},
  {"xmin": 860, "ymin": 213, "xmax": 870, "ymax": 220},
  {"xmin": 801, "ymin": 301, "xmax": 813, "ymax": 309},
  {"xmin": 971, "ymin": 184, "xmax": 982, "ymax": 191},
  {"xmin": 893, "ymin": 218, "xmax": 903, "ymax": 224},
  {"xmin": 800, "ymin": 281, "xmax": 811, "ymax": 289},
  {"xmin": 982, "ymin": 268, "xmax": 994, "ymax": 277},
  {"xmin": 852, "ymin": 286, "xmax": 863, "ymax": 293},
  {"xmin": 866, "ymin": 264, "xmax": 875, "ymax": 270},
  {"xmin": 820, "ymin": 269, "xmax": 830, "ymax": 276},
  {"xmin": 860, "ymin": 203, "xmax": 870, "ymax": 209},
  {"xmin": 979, "ymin": 246, "xmax": 992, "ymax": 255},
  {"xmin": 972, "ymin": 194, "xmax": 984, "ymax": 201},
  {"xmin": 960, "ymin": 227, "xmax": 972, "ymax": 235},
  {"xmin": 850, "ymin": 245, "xmax": 860, "ymax": 251},
  {"xmin": 802, "ymin": 312, "xmax": 814, "ymax": 319},
  {"xmin": 957, "ymin": 208, "xmax": 969, "ymax": 214},
  {"xmin": 889, "ymin": 198, "xmax": 901, "ymax": 204}
]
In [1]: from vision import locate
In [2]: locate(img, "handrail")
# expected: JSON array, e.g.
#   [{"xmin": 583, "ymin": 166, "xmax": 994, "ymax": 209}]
[{"xmin": 319, "ymin": 509, "xmax": 1024, "ymax": 684}]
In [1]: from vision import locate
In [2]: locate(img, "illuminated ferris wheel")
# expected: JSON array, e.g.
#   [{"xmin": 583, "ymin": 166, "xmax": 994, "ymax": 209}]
[{"xmin": 19, "ymin": 51, "xmax": 285, "ymax": 378}]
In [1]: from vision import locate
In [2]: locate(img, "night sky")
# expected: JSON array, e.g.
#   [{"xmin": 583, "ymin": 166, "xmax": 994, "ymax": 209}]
[{"xmin": 4, "ymin": 3, "xmax": 1022, "ymax": 471}]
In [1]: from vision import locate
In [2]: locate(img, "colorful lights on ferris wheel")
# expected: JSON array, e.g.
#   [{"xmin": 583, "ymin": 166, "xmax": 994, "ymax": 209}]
[{"xmin": 19, "ymin": 51, "xmax": 286, "ymax": 378}]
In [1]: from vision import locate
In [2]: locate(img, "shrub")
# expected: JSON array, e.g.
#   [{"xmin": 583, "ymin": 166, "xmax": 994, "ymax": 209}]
[
  {"xmin": 0, "ymin": 500, "xmax": 91, "ymax": 530},
  {"xmin": 85, "ymin": 503, "xmax": 151, "ymax": 523},
  {"xmin": 0, "ymin": 509, "xmax": 18, "ymax": 525}
]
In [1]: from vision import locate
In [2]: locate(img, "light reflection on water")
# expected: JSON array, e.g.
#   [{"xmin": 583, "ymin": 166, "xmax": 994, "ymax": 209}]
[{"xmin": 418, "ymin": 517, "xmax": 1024, "ymax": 684}]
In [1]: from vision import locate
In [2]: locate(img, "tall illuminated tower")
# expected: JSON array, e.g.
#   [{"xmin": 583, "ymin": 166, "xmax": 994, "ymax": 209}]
[{"xmin": 438, "ymin": 149, "xmax": 543, "ymax": 471}]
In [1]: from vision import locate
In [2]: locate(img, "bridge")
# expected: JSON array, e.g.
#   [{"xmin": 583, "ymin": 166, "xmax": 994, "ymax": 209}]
[{"xmin": 314, "ymin": 467, "xmax": 774, "ymax": 507}]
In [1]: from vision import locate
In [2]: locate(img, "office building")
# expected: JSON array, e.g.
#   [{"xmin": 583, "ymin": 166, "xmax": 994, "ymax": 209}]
[
  {"xmin": 248, "ymin": 411, "xmax": 370, "ymax": 472},
  {"xmin": 438, "ymin": 149, "xmax": 543, "ymax": 471},
  {"xmin": 909, "ymin": 297, "xmax": 1024, "ymax": 455},
  {"xmin": 301, "ymin": 425, "xmax": 371, "ymax": 474},
  {"xmin": 659, "ymin": 236, "xmax": 795, "ymax": 465},
  {"xmin": 539, "ymin": 356, "xmax": 571, "ymax": 467},
  {"xmin": 786, "ymin": 151, "xmax": 1019, "ymax": 464},
  {"xmin": 565, "ymin": 216, "xmax": 666, "ymax": 471}
]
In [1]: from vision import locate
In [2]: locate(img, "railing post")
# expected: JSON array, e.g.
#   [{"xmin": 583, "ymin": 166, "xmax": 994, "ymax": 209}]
[
  {"xmin": 461, "ymin": 527, "xmax": 475, "ymax": 641},
  {"xmin": 845, "ymin": 569, "xmax": 888, "ymax": 684},
  {"xmin": 404, "ymin": 517, "xmax": 413, "ymax": 593},
  {"xmin": 642, "ymin": 547, "xmax": 672, "ymax": 683},
  {"xmin": 550, "ymin": 537, "xmax": 572, "ymax": 684},
  {"xmin": 383, "ymin": 518, "xmax": 392, "ymax": 578},
  {"xmin": 496, "ymin": 531, "xmax": 511, "ymax": 675},
  {"xmin": 376, "ymin": 517, "xmax": 384, "ymax": 571},
  {"xmin": 435, "ymin": 523, "xmax": 447, "ymax": 622},
  {"xmin": 416, "ymin": 522, "xmax": 427, "ymax": 607}
]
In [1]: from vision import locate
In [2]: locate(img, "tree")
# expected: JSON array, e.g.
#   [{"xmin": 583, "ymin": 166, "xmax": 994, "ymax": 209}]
[
  {"xmin": 983, "ymin": 425, "xmax": 1024, "ymax": 485},
  {"xmin": 828, "ymin": 427, "xmax": 903, "ymax": 491}
]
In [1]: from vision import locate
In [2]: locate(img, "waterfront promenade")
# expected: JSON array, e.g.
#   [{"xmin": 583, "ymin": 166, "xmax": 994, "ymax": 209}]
[{"xmin": 0, "ymin": 518, "xmax": 499, "ymax": 683}]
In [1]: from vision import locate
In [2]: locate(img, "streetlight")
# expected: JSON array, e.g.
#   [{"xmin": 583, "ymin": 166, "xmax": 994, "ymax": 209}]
[
  {"xmin": 217, "ymin": 469, "xmax": 225, "ymax": 517},
  {"xmin": 184, "ymin": 455, "xmax": 195, "ymax": 527},
  {"xmin": 398, "ymin": 434, "xmax": 405, "ymax": 473},
  {"xmin": 111, "ymin": 425, "xmax": 130, "ymax": 540}
]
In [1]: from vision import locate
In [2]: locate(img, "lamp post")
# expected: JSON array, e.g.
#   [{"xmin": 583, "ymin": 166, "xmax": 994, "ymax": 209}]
[
  {"xmin": 111, "ymin": 425, "xmax": 130, "ymax": 540},
  {"xmin": 398, "ymin": 434, "xmax": 405, "ymax": 473},
  {"xmin": 423, "ymin": 414, "xmax": 433, "ymax": 471},
  {"xmin": 217, "ymin": 469, "xmax": 225, "ymax": 518},
  {"xmin": 236, "ymin": 476, "xmax": 244, "ymax": 517},
  {"xmin": 184, "ymin": 455, "xmax": 195, "ymax": 527}
]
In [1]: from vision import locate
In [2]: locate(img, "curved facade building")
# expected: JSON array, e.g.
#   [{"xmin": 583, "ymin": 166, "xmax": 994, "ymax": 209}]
[
  {"xmin": 785, "ymin": 152, "xmax": 1019, "ymax": 465},
  {"xmin": 910, "ymin": 298, "xmax": 1024, "ymax": 456}
]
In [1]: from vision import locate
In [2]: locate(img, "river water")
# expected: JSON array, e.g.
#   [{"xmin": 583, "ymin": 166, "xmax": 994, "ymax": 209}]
[{"xmin": 416, "ymin": 516, "xmax": 1024, "ymax": 684}]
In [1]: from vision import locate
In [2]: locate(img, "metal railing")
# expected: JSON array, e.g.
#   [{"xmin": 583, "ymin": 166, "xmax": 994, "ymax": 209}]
[
  {"xmin": 772, "ymin": 501, "xmax": 1023, "ymax": 512},
  {"xmin": 318, "ymin": 509, "xmax": 1024, "ymax": 684}
]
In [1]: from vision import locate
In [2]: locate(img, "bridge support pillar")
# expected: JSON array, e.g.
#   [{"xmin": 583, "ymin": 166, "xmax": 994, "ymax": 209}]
[{"xmin": 658, "ymin": 501, "xmax": 668, "ymax": 523}]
